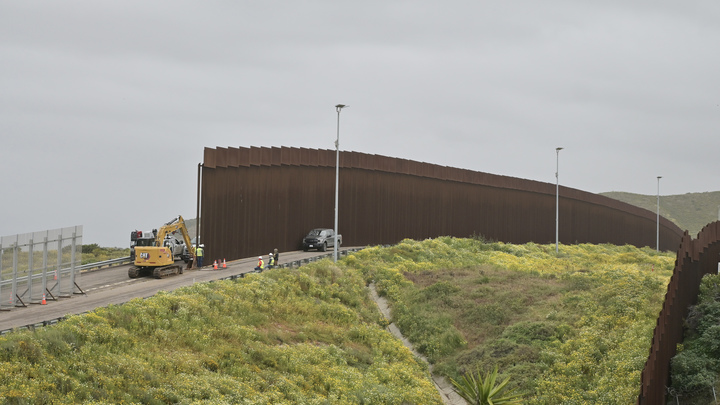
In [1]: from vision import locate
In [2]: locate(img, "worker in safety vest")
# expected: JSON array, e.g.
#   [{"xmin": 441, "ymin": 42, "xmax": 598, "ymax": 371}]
[
  {"xmin": 254, "ymin": 256, "xmax": 264, "ymax": 272},
  {"xmin": 196, "ymin": 244, "xmax": 204, "ymax": 267},
  {"xmin": 268, "ymin": 253, "xmax": 275, "ymax": 268}
]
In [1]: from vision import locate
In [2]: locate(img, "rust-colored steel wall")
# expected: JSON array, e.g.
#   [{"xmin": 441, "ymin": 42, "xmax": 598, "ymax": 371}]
[
  {"xmin": 637, "ymin": 221, "xmax": 720, "ymax": 404},
  {"xmin": 200, "ymin": 146, "xmax": 683, "ymax": 262}
]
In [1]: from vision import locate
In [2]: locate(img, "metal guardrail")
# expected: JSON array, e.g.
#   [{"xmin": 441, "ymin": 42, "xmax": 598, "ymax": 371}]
[
  {"xmin": 77, "ymin": 256, "xmax": 132, "ymax": 271},
  {"xmin": 0, "ymin": 248, "xmax": 366, "ymax": 335}
]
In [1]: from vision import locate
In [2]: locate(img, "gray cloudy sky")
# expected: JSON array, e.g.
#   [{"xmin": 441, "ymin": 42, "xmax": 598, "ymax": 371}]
[{"xmin": 2, "ymin": 1, "xmax": 719, "ymax": 247}]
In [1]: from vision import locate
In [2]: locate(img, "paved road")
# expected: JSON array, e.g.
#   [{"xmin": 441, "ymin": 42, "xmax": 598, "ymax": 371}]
[{"xmin": 0, "ymin": 249, "xmax": 352, "ymax": 332}]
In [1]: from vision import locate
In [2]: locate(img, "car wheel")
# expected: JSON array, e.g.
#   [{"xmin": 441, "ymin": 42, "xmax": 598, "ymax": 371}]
[{"xmin": 320, "ymin": 242, "xmax": 327, "ymax": 252}]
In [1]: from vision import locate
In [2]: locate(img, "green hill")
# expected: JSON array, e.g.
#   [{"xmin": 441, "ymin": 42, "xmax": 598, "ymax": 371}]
[
  {"xmin": 350, "ymin": 238, "xmax": 676, "ymax": 403},
  {"xmin": 601, "ymin": 191, "xmax": 720, "ymax": 237},
  {"xmin": 0, "ymin": 237, "xmax": 680, "ymax": 404},
  {"xmin": 0, "ymin": 257, "xmax": 442, "ymax": 404}
]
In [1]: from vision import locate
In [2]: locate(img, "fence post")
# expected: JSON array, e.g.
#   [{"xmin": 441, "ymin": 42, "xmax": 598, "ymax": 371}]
[
  {"xmin": 12, "ymin": 237, "xmax": 19, "ymax": 306},
  {"xmin": 54, "ymin": 232, "xmax": 62, "ymax": 295},
  {"xmin": 69, "ymin": 230, "xmax": 78, "ymax": 296},
  {"xmin": 27, "ymin": 238, "xmax": 34, "ymax": 302},
  {"xmin": 42, "ymin": 234, "xmax": 49, "ymax": 302}
]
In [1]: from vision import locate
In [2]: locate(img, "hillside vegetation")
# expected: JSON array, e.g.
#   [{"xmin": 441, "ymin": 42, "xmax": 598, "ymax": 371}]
[
  {"xmin": 601, "ymin": 190, "xmax": 720, "ymax": 237},
  {"xmin": 0, "ymin": 238, "xmax": 676, "ymax": 404},
  {"xmin": 0, "ymin": 263, "xmax": 440, "ymax": 404},
  {"xmin": 669, "ymin": 273, "xmax": 720, "ymax": 403},
  {"xmin": 80, "ymin": 244, "xmax": 130, "ymax": 264},
  {"xmin": 349, "ymin": 238, "xmax": 675, "ymax": 403}
]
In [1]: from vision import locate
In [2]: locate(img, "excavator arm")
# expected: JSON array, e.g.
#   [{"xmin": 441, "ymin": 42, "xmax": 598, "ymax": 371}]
[{"xmin": 155, "ymin": 215, "xmax": 195, "ymax": 267}]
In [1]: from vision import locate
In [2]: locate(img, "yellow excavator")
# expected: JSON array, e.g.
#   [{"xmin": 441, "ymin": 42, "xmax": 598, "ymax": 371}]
[{"xmin": 128, "ymin": 215, "xmax": 195, "ymax": 279}]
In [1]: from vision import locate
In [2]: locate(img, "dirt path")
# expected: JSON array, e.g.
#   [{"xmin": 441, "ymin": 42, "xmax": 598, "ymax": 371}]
[{"xmin": 369, "ymin": 284, "xmax": 467, "ymax": 405}]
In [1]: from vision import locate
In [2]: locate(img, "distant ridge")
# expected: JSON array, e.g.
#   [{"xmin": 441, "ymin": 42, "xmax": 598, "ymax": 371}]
[{"xmin": 600, "ymin": 191, "xmax": 720, "ymax": 237}]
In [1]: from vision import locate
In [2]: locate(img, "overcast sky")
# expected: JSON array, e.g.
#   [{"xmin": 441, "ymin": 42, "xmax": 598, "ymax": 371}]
[{"xmin": 2, "ymin": 1, "xmax": 719, "ymax": 247}]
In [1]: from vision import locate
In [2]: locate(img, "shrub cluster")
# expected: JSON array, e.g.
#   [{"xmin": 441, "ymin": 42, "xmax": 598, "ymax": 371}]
[
  {"xmin": 0, "ymin": 262, "xmax": 441, "ymax": 404},
  {"xmin": 0, "ymin": 237, "xmax": 678, "ymax": 404},
  {"xmin": 669, "ymin": 273, "xmax": 720, "ymax": 402},
  {"xmin": 81, "ymin": 244, "xmax": 130, "ymax": 264},
  {"xmin": 344, "ymin": 237, "xmax": 675, "ymax": 403}
]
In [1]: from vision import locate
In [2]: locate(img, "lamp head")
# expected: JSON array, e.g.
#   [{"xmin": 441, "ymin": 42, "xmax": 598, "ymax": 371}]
[
  {"xmin": 556, "ymin": 147, "xmax": 564, "ymax": 151},
  {"xmin": 336, "ymin": 104, "xmax": 347, "ymax": 112}
]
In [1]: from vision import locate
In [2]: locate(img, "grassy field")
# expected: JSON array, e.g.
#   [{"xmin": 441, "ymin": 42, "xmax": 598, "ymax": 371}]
[
  {"xmin": 0, "ymin": 238, "xmax": 678, "ymax": 404},
  {"xmin": 0, "ymin": 254, "xmax": 442, "ymax": 404},
  {"xmin": 348, "ymin": 237, "xmax": 676, "ymax": 403}
]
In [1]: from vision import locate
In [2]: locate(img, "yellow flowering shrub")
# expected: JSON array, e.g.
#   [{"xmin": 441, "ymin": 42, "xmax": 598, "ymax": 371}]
[
  {"xmin": 0, "ymin": 260, "xmax": 442, "ymax": 404},
  {"xmin": 0, "ymin": 238, "xmax": 675, "ymax": 404},
  {"xmin": 348, "ymin": 238, "xmax": 675, "ymax": 403}
]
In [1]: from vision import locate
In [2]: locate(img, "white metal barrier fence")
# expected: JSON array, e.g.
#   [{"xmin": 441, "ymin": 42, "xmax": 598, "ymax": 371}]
[{"xmin": 0, "ymin": 226, "xmax": 83, "ymax": 310}]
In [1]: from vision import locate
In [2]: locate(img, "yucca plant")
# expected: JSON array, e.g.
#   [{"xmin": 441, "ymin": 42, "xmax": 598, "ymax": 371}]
[{"xmin": 450, "ymin": 365, "xmax": 523, "ymax": 405}]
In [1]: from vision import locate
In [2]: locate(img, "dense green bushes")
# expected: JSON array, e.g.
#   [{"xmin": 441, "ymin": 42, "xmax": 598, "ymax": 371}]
[
  {"xmin": 0, "ymin": 262, "xmax": 441, "ymax": 404},
  {"xmin": 0, "ymin": 237, "xmax": 680, "ymax": 404},
  {"xmin": 81, "ymin": 243, "xmax": 129, "ymax": 264},
  {"xmin": 344, "ymin": 237, "xmax": 675, "ymax": 403},
  {"xmin": 669, "ymin": 273, "xmax": 720, "ymax": 402}
]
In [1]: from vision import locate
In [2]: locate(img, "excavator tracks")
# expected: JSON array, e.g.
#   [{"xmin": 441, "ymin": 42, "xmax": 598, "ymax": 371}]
[
  {"xmin": 152, "ymin": 265, "xmax": 183, "ymax": 279},
  {"xmin": 128, "ymin": 265, "xmax": 184, "ymax": 279}
]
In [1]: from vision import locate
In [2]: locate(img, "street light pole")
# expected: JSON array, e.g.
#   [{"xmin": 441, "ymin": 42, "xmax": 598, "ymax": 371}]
[
  {"xmin": 334, "ymin": 104, "xmax": 346, "ymax": 263},
  {"xmin": 657, "ymin": 176, "xmax": 662, "ymax": 252},
  {"xmin": 555, "ymin": 147, "xmax": 563, "ymax": 253}
]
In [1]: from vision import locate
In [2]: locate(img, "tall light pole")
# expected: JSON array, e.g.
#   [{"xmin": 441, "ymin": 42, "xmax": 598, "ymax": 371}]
[
  {"xmin": 657, "ymin": 176, "xmax": 662, "ymax": 252},
  {"xmin": 555, "ymin": 147, "xmax": 563, "ymax": 253},
  {"xmin": 334, "ymin": 104, "xmax": 346, "ymax": 263}
]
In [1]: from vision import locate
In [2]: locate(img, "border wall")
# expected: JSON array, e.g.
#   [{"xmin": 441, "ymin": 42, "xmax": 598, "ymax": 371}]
[
  {"xmin": 638, "ymin": 221, "xmax": 720, "ymax": 404},
  {"xmin": 199, "ymin": 146, "xmax": 683, "ymax": 263}
]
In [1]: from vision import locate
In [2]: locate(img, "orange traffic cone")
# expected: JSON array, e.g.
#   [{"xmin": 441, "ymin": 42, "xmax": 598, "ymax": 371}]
[
  {"xmin": 213, "ymin": 260, "xmax": 218, "ymax": 270},
  {"xmin": 223, "ymin": 259, "xmax": 227, "ymax": 268},
  {"xmin": 41, "ymin": 293, "xmax": 47, "ymax": 305}
]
